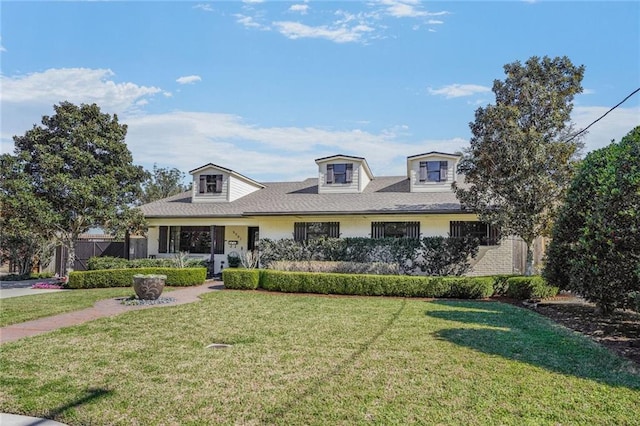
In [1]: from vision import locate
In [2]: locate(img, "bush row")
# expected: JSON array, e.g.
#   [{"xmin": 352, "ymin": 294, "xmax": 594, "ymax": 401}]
[
  {"xmin": 223, "ymin": 269, "xmax": 493, "ymax": 299},
  {"xmin": 0, "ymin": 272, "xmax": 56, "ymax": 281},
  {"xmin": 222, "ymin": 269, "xmax": 558, "ymax": 300},
  {"xmin": 87, "ymin": 256, "xmax": 206, "ymax": 270},
  {"xmin": 269, "ymin": 260, "xmax": 400, "ymax": 275},
  {"xmin": 68, "ymin": 267, "xmax": 207, "ymax": 289}
]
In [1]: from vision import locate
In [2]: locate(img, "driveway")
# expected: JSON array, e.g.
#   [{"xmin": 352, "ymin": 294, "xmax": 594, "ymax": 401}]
[{"xmin": 0, "ymin": 279, "xmax": 67, "ymax": 299}]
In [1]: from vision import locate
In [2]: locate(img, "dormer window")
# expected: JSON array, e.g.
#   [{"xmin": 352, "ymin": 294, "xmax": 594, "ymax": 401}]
[
  {"xmin": 326, "ymin": 163, "xmax": 353, "ymax": 184},
  {"xmin": 199, "ymin": 174, "xmax": 223, "ymax": 194},
  {"xmin": 420, "ymin": 161, "xmax": 448, "ymax": 182}
]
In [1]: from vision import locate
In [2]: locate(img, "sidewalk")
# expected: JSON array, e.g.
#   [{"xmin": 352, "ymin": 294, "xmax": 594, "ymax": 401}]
[{"xmin": 0, "ymin": 281, "xmax": 223, "ymax": 344}]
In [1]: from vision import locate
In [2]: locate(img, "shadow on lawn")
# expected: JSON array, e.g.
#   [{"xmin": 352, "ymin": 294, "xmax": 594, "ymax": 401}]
[
  {"xmin": 426, "ymin": 300, "xmax": 640, "ymax": 390},
  {"xmin": 43, "ymin": 388, "xmax": 112, "ymax": 422}
]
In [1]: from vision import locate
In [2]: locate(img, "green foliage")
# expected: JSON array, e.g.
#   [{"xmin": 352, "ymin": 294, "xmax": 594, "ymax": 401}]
[
  {"xmin": 505, "ymin": 276, "xmax": 559, "ymax": 300},
  {"xmin": 258, "ymin": 270, "xmax": 494, "ymax": 299},
  {"xmin": 258, "ymin": 236, "xmax": 479, "ymax": 276},
  {"xmin": 544, "ymin": 126, "xmax": 640, "ymax": 314},
  {"xmin": 1, "ymin": 102, "xmax": 147, "ymax": 275},
  {"xmin": 454, "ymin": 56, "xmax": 585, "ymax": 274},
  {"xmin": 222, "ymin": 269, "xmax": 261, "ymax": 290},
  {"xmin": 68, "ymin": 267, "xmax": 206, "ymax": 288},
  {"xmin": 490, "ymin": 274, "xmax": 520, "ymax": 295},
  {"xmin": 139, "ymin": 163, "xmax": 190, "ymax": 205},
  {"xmin": 227, "ymin": 252, "xmax": 242, "ymax": 268},
  {"xmin": 270, "ymin": 260, "xmax": 399, "ymax": 275},
  {"xmin": 87, "ymin": 256, "xmax": 205, "ymax": 270}
]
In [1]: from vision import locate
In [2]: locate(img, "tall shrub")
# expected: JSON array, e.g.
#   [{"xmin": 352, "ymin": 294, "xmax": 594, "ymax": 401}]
[{"xmin": 544, "ymin": 126, "xmax": 640, "ymax": 314}]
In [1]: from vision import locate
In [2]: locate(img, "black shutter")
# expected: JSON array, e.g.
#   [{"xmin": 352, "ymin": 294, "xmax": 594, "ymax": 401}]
[
  {"xmin": 419, "ymin": 162, "xmax": 427, "ymax": 182},
  {"xmin": 440, "ymin": 161, "xmax": 448, "ymax": 181},
  {"xmin": 450, "ymin": 221, "xmax": 462, "ymax": 238},
  {"xmin": 328, "ymin": 222, "xmax": 340, "ymax": 238},
  {"xmin": 294, "ymin": 223, "xmax": 307, "ymax": 242},
  {"xmin": 345, "ymin": 164, "xmax": 353, "ymax": 183},
  {"xmin": 215, "ymin": 175, "xmax": 223, "ymax": 193},
  {"xmin": 406, "ymin": 222, "xmax": 420, "ymax": 238},
  {"xmin": 488, "ymin": 223, "xmax": 500, "ymax": 245},
  {"xmin": 371, "ymin": 222, "xmax": 384, "ymax": 239},
  {"xmin": 326, "ymin": 165, "xmax": 334, "ymax": 184},
  {"xmin": 159, "ymin": 226, "xmax": 168, "ymax": 253},
  {"xmin": 199, "ymin": 176, "xmax": 206, "ymax": 193},
  {"xmin": 213, "ymin": 226, "xmax": 225, "ymax": 254}
]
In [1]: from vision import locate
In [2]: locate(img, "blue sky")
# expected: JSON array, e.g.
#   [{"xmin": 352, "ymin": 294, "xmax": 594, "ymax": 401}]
[{"xmin": 1, "ymin": 1, "xmax": 639, "ymax": 182}]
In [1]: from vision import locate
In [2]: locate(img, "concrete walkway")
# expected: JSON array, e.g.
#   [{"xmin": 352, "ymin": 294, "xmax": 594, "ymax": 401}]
[{"xmin": 0, "ymin": 281, "xmax": 223, "ymax": 344}]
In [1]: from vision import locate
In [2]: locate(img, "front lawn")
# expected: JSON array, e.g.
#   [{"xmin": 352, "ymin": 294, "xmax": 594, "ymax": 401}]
[
  {"xmin": 1, "ymin": 291, "xmax": 638, "ymax": 425},
  {"xmin": 0, "ymin": 288, "xmax": 136, "ymax": 327}
]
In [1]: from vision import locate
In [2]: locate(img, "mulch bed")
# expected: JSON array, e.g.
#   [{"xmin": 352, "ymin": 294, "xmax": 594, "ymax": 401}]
[{"xmin": 497, "ymin": 294, "xmax": 640, "ymax": 366}]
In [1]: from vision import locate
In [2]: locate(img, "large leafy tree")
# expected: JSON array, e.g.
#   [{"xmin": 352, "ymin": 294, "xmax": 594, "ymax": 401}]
[
  {"xmin": 544, "ymin": 127, "xmax": 640, "ymax": 314},
  {"xmin": 0, "ymin": 102, "xmax": 146, "ymax": 274},
  {"xmin": 454, "ymin": 56, "xmax": 585, "ymax": 275},
  {"xmin": 139, "ymin": 164, "xmax": 190, "ymax": 205}
]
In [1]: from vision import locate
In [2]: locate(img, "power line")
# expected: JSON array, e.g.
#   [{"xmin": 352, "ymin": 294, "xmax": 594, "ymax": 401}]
[{"xmin": 566, "ymin": 87, "xmax": 640, "ymax": 143}]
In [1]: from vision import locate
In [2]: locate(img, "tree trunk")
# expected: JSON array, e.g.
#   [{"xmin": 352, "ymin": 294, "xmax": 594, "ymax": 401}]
[
  {"xmin": 525, "ymin": 241, "xmax": 534, "ymax": 276},
  {"xmin": 64, "ymin": 239, "xmax": 75, "ymax": 276}
]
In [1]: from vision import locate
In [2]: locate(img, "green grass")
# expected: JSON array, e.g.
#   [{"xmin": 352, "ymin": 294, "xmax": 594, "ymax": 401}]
[
  {"xmin": 1, "ymin": 291, "xmax": 639, "ymax": 425},
  {"xmin": 0, "ymin": 288, "xmax": 136, "ymax": 327}
]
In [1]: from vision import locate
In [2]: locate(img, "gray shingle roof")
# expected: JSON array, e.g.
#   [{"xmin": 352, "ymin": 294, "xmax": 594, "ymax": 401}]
[{"xmin": 139, "ymin": 176, "xmax": 466, "ymax": 218}]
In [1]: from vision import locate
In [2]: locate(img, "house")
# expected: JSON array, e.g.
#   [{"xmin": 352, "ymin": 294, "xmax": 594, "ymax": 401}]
[{"xmin": 139, "ymin": 152, "xmax": 528, "ymax": 275}]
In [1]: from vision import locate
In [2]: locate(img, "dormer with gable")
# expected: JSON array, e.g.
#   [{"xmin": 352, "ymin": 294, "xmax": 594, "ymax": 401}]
[
  {"xmin": 190, "ymin": 163, "xmax": 264, "ymax": 203},
  {"xmin": 406, "ymin": 152, "xmax": 461, "ymax": 193},
  {"xmin": 315, "ymin": 155, "xmax": 374, "ymax": 194}
]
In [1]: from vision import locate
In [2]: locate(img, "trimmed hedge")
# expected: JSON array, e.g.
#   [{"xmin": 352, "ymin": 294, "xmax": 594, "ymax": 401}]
[
  {"xmin": 222, "ymin": 269, "xmax": 494, "ymax": 299},
  {"xmin": 68, "ymin": 267, "xmax": 207, "ymax": 289},
  {"xmin": 504, "ymin": 276, "xmax": 559, "ymax": 300},
  {"xmin": 222, "ymin": 269, "xmax": 261, "ymax": 290}
]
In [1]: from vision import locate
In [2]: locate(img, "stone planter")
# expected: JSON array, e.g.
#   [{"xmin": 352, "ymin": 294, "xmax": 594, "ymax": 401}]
[{"xmin": 132, "ymin": 274, "xmax": 167, "ymax": 300}]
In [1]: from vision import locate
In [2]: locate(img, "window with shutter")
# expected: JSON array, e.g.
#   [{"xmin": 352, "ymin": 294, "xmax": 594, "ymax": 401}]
[
  {"xmin": 449, "ymin": 221, "xmax": 499, "ymax": 246},
  {"xmin": 327, "ymin": 163, "xmax": 352, "ymax": 184},
  {"xmin": 294, "ymin": 222, "xmax": 340, "ymax": 241},
  {"xmin": 199, "ymin": 174, "xmax": 223, "ymax": 193},
  {"xmin": 371, "ymin": 222, "xmax": 420, "ymax": 238},
  {"xmin": 425, "ymin": 161, "xmax": 447, "ymax": 182},
  {"xmin": 159, "ymin": 226, "xmax": 168, "ymax": 253}
]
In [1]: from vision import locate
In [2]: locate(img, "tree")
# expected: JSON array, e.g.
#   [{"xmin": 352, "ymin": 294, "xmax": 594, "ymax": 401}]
[
  {"xmin": 543, "ymin": 127, "xmax": 640, "ymax": 314},
  {"xmin": 0, "ymin": 102, "xmax": 147, "ymax": 275},
  {"xmin": 454, "ymin": 56, "xmax": 585, "ymax": 275},
  {"xmin": 139, "ymin": 164, "xmax": 190, "ymax": 205}
]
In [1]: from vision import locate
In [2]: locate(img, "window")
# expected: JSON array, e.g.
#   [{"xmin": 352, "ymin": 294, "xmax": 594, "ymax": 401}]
[
  {"xmin": 158, "ymin": 226, "xmax": 225, "ymax": 254},
  {"xmin": 199, "ymin": 174, "xmax": 223, "ymax": 194},
  {"xmin": 449, "ymin": 221, "xmax": 500, "ymax": 246},
  {"xmin": 294, "ymin": 222, "xmax": 340, "ymax": 241},
  {"xmin": 419, "ymin": 161, "xmax": 448, "ymax": 182},
  {"xmin": 371, "ymin": 222, "xmax": 420, "ymax": 239},
  {"xmin": 326, "ymin": 163, "xmax": 353, "ymax": 184}
]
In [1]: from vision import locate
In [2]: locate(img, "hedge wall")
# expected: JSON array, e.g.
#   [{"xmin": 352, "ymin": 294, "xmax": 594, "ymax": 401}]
[
  {"xmin": 222, "ymin": 269, "xmax": 494, "ymax": 299},
  {"xmin": 68, "ymin": 267, "xmax": 207, "ymax": 289},
  {"xmin": 504, "ymin": 276, "xmax": 559, "ymax": 300}
]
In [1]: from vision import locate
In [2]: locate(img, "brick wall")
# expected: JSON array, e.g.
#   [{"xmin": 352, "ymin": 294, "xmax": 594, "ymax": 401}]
[{"xmin": 467, "ymin": 236, "xmax": 526, "ymax": 276}]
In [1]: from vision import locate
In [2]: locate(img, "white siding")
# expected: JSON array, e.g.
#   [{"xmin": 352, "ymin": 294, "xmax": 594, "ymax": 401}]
[
  {"xmin": 192, "ymin": 170, "xmax": 229, "ymax": 203},
  {"xmin": 408, "ymin": 154, "xmax": 459, "ymax": 193},
  {"xmin": 318, "ymin": 162, "xmax": 362, "ymax": 194},
  {"xmin": 229, "ymin": 176, "xmax": 261, "ymax": 201}
]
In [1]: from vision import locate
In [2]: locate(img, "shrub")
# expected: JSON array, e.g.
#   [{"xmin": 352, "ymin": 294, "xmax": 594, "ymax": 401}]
[
  {"xmin": 505, "ymin": 276, "xmax": 559, "ymax": 300},
  {"xmin": 269, "ymin": 260, "xmax": 399, "ymax": 275},
  {"xmin": 227, "ymin": 252, "xmax": 241, "ymax": 268},
  {"xmin": 87, "ymin": 256, "xmax": 205, "ymax": 270},
  {"xmin": 222, "ymin": 269, "xmax": 260, "ymax": 290},
  {"xmin": 68, "ymin": 267, "xmax": 206, "ymax": 289},
  {"xmin": 544, "ymin": 126, "xmax": 640, "ymax": 314},
  {"xmin": 490, "ymin": 274, "xmax": 520, "ymax": 295},
  {"xmin": 258, "ymin": 270, "xmax": 493, "ymax": 299},
  {"xmin": 87, "ymin": 256, "xmax": 130, "ymax": 270}
]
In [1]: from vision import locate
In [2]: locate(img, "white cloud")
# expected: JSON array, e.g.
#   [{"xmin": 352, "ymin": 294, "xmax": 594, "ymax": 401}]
[
  {"xmin": 0, "ymin": 68, "xmax": 163, "ymax": 153},
  {"xmin": 380, "ymin": 0, "xmax": 428, "ymax": 18},
  {"xmin": 428, "ymin": 84, "xmax": 491, "ymax": 99},
  {"xmin": 176, "ymin": 75, "xmax": 202, "ymax": 85},
  {"xmin": 273, "ymin": 21, "xmax": 374, "ymax": 43},
  {"xmin": 235, "ymin": 14, "xmax": 269, "ymax": 30},
  {"xmin": 572, "ymin": 105, "xmax": 640, "ymax": 153},
  {"xmin": 193, "ymin": 4, "xmax": 214, "ymax": 12},
  {"xmin": 428, "ymin": 20, "xmax": 444, "ymax": 25},
  {"xmin": 242, "ymin": 0, "xmax": 264, "ymax": 3},
  {"xmin": 289, "ymin": 4, "xmax": 309, "ymax": 14}
]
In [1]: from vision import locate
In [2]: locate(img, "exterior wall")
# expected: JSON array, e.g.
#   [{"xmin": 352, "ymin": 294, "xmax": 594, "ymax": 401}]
[
  {"xmin": 191, "ymin": 168, "xmax": 229, "ymax": 203},
  {"xmin": 317, "ymin": 161, "xmax": 368, "ymax": 194},
  {"xmin": 408, "ymin": 154, "xmax": 459, "ymax": 193},
  {"xmin": 145, "ymin": 213, "xmax": 519, "ymax": 276},
  {"xmin": 229, "ymin": 176, "xmax": 262, "ymax": 202}
]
